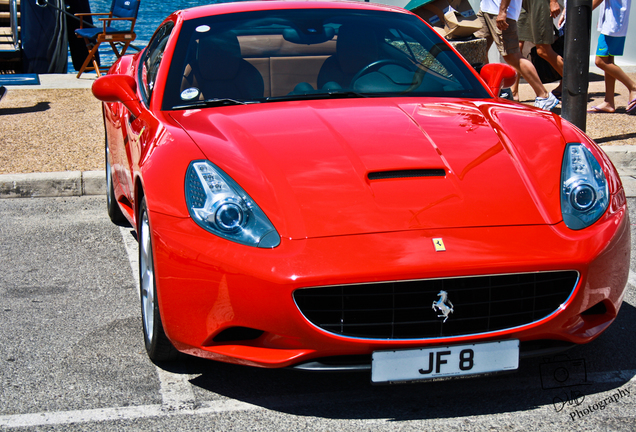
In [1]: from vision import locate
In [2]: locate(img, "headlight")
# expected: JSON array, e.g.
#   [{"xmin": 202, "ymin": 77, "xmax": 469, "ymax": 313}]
[
  {"xmin": 185, "ymin": 160, "xmax": 280, "ymax": 248},
  {"xmin": 560, "ymin": 143, "xmax": 609, "ymax": 230}
]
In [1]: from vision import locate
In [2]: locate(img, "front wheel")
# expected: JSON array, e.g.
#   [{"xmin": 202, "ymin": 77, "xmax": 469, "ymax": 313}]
[{"xmin": 139, "ymin": 197, "xmax": 179, "ymax": 362}]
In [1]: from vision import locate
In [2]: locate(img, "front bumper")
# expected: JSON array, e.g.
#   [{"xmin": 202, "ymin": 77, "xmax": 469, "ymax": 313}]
[{"xmin": 148, "ymin": 198, "xmax": 629, "ymax": 368}]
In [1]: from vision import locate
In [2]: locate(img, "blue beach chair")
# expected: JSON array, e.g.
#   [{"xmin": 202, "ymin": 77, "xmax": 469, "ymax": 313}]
[{"xmin": 74, "ymin": 0, "xmax": 141, "ymax": 78}]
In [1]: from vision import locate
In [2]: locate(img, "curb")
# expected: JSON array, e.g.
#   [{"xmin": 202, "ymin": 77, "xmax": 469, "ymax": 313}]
[
  {"xmin": 1, "ymin": 146, "xmax": 635, "ymax": 199},
  {"xmin": 0, "ymin": 171, "xmax": 105, "ymax": 199},
  {"xmin": 601, "ymin": 145, "xmax": 636, "ymax": 169},
  {"xmin": 597, "ymin": 146, "xmax": 636, "ymax": 198}
]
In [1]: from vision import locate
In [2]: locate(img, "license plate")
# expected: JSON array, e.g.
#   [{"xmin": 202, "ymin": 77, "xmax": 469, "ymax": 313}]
[{"xmin": 371, "ymin": 339, "xmax": 519, "ymax": 384}]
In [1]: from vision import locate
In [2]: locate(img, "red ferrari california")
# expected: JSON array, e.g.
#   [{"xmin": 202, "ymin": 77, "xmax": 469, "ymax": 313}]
[{"xmin": 93, "ymin": 0, "xmax": 630, "ymax": 384}]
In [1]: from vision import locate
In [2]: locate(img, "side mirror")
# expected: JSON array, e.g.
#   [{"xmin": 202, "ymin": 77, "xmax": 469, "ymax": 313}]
[
  {"xmin": 479, "ymin": 63, "xmax": 517, "ymax": 98},
  {"xmin": 92, "ymin": 74, "xmax": 143, "ymax": 118}
]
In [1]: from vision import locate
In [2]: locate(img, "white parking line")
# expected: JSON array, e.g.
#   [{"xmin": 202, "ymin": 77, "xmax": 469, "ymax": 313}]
[
  {"xmin": 155, "ymin": 366, "xmax": 197, "ymax": 411},
  {"xmin": 119, "ymin": 227, "xmax": 140, "ymax": 299},
  {"xmin": 0, "ymin": 399, "xmax": 261, "ymax": 428},
  {"xmin": 628, "ymin": 269, "xmax": 636, "ymax": 288}
]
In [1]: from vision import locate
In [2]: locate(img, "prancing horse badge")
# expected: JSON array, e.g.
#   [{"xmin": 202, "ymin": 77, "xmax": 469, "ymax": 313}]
[
  {"xmin": 432, "ymin": 290, "xmax": 454, "ymax": 322},
  {"xmin": 433, "ymin": 238, "xmax": 446, "ymax": 252}
]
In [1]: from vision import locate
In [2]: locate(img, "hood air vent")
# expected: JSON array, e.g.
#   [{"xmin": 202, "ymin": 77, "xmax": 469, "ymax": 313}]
[{"xmin": 368, "ymin": 169, "xmax": 446, "ymax": 180}]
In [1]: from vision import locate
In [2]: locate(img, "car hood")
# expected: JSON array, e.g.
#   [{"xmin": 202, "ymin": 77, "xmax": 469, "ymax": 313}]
[{"xmin": 170, "ymin": 99, "xmax": 566, "ymax": 240}]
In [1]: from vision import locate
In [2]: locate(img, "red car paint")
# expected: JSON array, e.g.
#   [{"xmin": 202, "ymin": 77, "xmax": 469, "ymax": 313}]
[{"xmin": 93, "ymin": 0, "xmax": 629, "ymax": 376}]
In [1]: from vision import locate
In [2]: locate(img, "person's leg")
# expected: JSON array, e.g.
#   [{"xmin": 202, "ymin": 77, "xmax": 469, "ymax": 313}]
[
  {"xmin": 504, "ymin": 52, "xmax": 558, "ymax": 109},
  {"xmin": 511, "ymin": 41, "xmax": 524, "ymax": 101},
  {"xmin": 498, "ymin": 17, "xmax": 550, "ymax": 100},
  {"xmin": 477, "ymin": 12, "xmax": 556, "ymax": 109},
  {"xmin": 598, "ymin": 61, "xmax": 636, "ymax": 107},
  {"xmin": 521, "ymin": 0, "xmax": 563, "ymax": 98},
  {"xmin": 594, "ymin": 55, "xmax": 617, "ymax": 112},
  {"xmin": 526, "ymin": 0, "xmax": 562, "ymax": 76},
  {"xmin": 504, "ymin": 52, "xmax": 550, "ymax": 99},
  {"xmin": 593, "ymin": 35, "xmax": 636, "ymax": 111},
  {"xmin": 535, "ymin": 44, "xmax": 563, "ymax": 76}
]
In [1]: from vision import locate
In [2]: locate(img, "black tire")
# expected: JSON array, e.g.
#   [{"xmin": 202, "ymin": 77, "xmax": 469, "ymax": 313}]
[
  {"xmin": 138, "ymin": 197, "xmax": 180, "ymax": 362},
  {"xmin": 105, "ymin": 140, "xmax": 129, "ymax": 226}
]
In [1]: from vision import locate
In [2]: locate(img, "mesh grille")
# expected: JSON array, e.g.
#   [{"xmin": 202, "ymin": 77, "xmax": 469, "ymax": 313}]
[{"xmin": 293, "ymin": 271, "xmax": 579, "ymax": 339}]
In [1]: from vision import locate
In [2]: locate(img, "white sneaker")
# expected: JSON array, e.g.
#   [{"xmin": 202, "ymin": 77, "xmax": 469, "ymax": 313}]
[{"xmin": 534, "ymin": 92, "xmax": 559, "ymax": 111}]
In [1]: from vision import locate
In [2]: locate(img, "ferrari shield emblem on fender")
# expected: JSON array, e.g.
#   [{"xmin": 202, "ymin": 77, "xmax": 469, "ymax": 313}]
[
  {"xmin": 432, "ymin": 290, "xmax": 454, "ymax": 322},
  {"xmin": 432, "ymin": 238, "xmax": 446, "ymax": 252}
]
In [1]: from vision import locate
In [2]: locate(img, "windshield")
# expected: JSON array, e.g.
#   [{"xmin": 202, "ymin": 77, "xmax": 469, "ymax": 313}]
[{"xmin": 163, "ymin": 8, "xmax": 489, "ymax": 110}]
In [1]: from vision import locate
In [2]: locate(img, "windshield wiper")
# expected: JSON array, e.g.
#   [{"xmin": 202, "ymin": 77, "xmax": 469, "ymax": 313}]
[
  {"xmin": 324, "ymin": 90, "xmax": 370, "ymax": 99},
  {"xmin": 175, "ymin": 91, "xmax": 372, "ymax": 109},
  {"xmin": 173, "ymin": 98, "xmax": 251, "ymax": 110},
  {"xmin": 264, "ymin": 90, "xmax": 370, "ymax": 103}
]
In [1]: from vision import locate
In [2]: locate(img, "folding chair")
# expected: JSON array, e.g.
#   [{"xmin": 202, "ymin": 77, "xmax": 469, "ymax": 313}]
[{"xmin": 74, "ymin": 0, "xmax": 141, "ymax": 78}]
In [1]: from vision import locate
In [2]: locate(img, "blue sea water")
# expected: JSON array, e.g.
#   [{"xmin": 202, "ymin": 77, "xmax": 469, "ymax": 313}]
[{"xmin": 67, "ymin": 0, "xmax": 227, "ymax": 73}]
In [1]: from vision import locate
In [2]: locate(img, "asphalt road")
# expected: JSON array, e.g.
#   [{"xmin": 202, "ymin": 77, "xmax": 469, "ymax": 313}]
[{"xmin": 1, "ymin": 196, "xmax": 635, "ymax": 431}]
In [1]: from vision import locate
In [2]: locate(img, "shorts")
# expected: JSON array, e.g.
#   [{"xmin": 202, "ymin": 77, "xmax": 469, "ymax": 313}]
[
  {"xmin": 475, "ymin": 11, "xmax": 520, "ymax": 56},
  {"xmin": 596, "ymin": 34, "xmax": 625, "ymax": 56},
  {"xmin": 518, "ymin": 0, "xmax": 556, "ymax": 45}
]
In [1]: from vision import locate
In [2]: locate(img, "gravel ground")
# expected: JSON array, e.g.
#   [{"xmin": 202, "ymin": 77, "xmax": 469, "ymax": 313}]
[
  {"xmin": 0, "ymin": 89, "xmax": 104, "ymax": 175},
  {"xmin": 0, "ymin": 72, "xmax": 634, "ymax": 175}
]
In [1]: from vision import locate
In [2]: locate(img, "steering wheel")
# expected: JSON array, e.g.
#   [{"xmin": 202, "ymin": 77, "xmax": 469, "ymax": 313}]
[{"xmin": 349, "ymin": 59, "xmax": 416, "ymax": 87}]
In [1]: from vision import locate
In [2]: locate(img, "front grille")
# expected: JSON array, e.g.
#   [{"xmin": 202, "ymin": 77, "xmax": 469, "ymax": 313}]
[{"xmin": 293, "ymin": 271, "xmax": 579, "ymax": 339}]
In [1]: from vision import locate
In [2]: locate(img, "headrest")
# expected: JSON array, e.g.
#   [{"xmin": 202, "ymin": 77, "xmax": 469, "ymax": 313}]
[
  {"xmin": 198, "ymin": 32, "xmax": 242, "ymax": 81},
  {"xmin": 336, "ymin": 25, "xmax": 379, "ymax": 74}
]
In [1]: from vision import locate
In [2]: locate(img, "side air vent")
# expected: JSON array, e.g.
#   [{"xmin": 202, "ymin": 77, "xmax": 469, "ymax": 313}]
[
  {"xmin": 368, "ymin": 169, "xmax": 446, "ymax": 180},
  {"xmin": 212, "ymin": 327, "xmax": 264, "ymax": 343}
]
